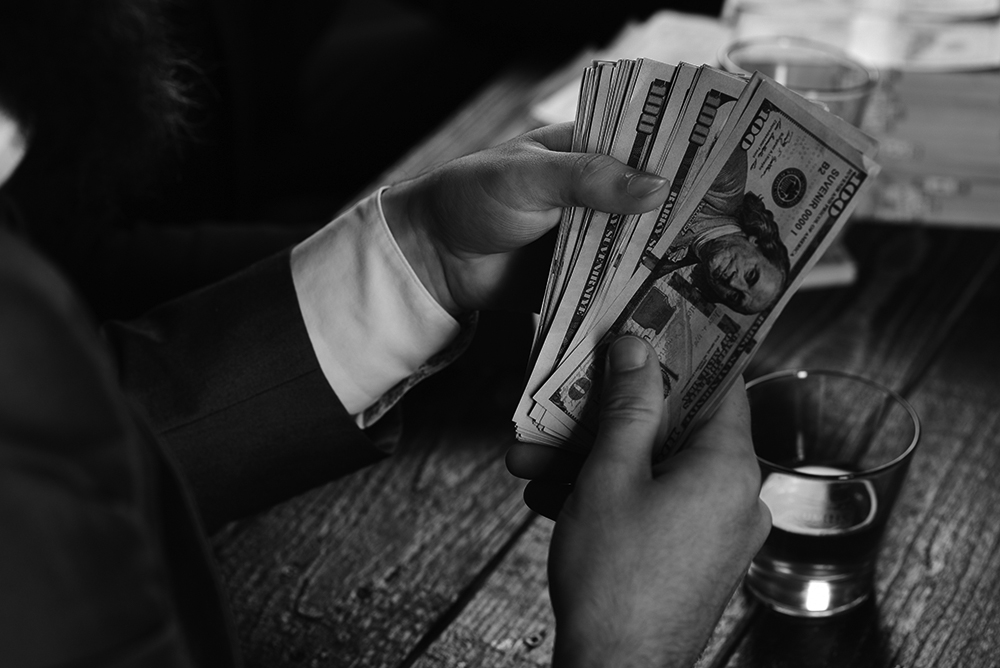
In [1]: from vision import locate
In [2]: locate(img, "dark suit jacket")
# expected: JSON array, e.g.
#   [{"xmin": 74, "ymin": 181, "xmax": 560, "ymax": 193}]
[{"xmin": 0, "ymin": 229, "xmax": 387, "ymax": 665}]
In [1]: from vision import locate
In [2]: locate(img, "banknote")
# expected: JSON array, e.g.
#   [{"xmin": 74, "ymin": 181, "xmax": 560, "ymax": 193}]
[
  {"xmin": 518, "ymin": 58, "xmax": 693, "ymax": 444},
  {"xmin": 570, "ymin": 64, "xmax": 750, "ymax": 352},
  {"xmin": 517, "ymin": 60, "xmax": 627, "ymax": 443},
  {"xmin": 554, "ymin": 61, "xmax": 685, "ymax": 356},
  {"xmin": 520, "ymin": 68, "xmax": 880, "ymax": 458},
  {"xmin": 515, "ymin": 59, "xmax": 680, "ymax": 441},
  {"xmin": 532, "ymin": 61, "xmax": 615, "ymax": 356},
  {"xmin": 518, "ymin": 61, "xmax": 717, "ymax": 442},
  {"xmin": 548, "ymin": 58, "xmax": 677, "ymax": 360},
  {"xmin": 533, "ymin": 60, "xmax": 632, "ymax": 351}
]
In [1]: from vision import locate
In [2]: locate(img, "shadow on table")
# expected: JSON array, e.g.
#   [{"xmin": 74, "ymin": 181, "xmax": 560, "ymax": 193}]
[{"xmin": 738, "ymin": 595, "xmax": 890, "ymax": 667}]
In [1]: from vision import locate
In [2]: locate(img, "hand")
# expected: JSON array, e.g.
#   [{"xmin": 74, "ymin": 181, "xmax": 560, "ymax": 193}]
[
  {"xmin": 380, "ymin": 123, "xmax": 670, "ymax": 315},
  {"xmin": 541, "ymin": 336, "xmax": 771, "ymax": 668}
]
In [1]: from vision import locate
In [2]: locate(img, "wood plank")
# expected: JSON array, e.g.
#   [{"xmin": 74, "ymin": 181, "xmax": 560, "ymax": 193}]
[
  {"xmin": 408, "ymin": 518, "xmax": 555, "ymax": 668},
  {"xmin": 725, "ymin": 233, "xmax": 1000, "ymax": 667},
  {"xmin": 211, "ymin": 312, "xmax": 540, "ymax": 667},
  {"xmin": 406, "ymin": 519, "xmax": 762, "ymax": 668},
  {"xmin": 874, "ymin": 374, "xmax": 1000, "ymax": 666}
]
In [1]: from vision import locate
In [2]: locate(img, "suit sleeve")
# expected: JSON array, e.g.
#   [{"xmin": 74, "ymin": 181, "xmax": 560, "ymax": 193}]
[
  {"xmin": 103, "ymin": 250, "xmax": 388, "ymax": 532},
  {"xmin": 0, "ymin": 234, "xmax": 214, "ymax": 666}
]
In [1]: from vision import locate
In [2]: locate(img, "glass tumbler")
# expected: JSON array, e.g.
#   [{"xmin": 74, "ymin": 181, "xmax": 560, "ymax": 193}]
[
  {"xmin": 745, "ymin": 369, "xmax": 920, "ymax": 617},
  {"xmin": 718, "ymin": 36, "xmax": 879, "ymax": 127}
]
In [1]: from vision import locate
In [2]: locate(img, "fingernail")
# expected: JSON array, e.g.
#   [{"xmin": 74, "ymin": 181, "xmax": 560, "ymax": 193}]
[
  {"xmin": 625, "ymin": 173, "xmax": 668, "ymax": 199},
  {"xmin": 609, "ymin": 336, "xmax": 648, "ymax": 372}
]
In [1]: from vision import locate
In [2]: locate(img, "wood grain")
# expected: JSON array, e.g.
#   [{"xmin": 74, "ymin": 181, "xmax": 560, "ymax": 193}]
[{"xmin": 409, "ymin": 518, "xmax": 555, "ymax": 668}]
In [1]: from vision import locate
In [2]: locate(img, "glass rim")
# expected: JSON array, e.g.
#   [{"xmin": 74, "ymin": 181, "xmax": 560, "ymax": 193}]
[
  {"xmin": 731, "ymin": 0, "xmax": 1000, "ymax": 23},
  {"xmin": 745, "ymin": 368, "xmax": 921, "ymax": 480},
  {"xmin": 717, "ymin": 35, "xmax": 880, "ymax": 98}
]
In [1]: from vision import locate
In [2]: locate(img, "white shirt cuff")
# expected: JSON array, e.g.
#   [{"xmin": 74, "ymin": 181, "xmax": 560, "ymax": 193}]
[{"xmin": 290, "ymin": 187, "xmax": 460, "ymax": 420}]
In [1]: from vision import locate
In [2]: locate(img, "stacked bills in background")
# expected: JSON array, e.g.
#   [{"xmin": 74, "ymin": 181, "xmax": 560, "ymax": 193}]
[{"xmin": 513, "ymin": 58, "xmax": 880, "ymax": 462}]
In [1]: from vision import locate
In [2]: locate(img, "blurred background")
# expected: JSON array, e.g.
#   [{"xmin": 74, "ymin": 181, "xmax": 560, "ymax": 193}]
[{"xmin": 150, "ymin": 0, "xmax": 725, "ymax": 226}]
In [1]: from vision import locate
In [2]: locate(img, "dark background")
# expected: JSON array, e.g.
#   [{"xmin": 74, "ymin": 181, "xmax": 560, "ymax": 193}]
[{"xmin": 157, "ymin": 0, "xmax": 725, "ymax": 225}]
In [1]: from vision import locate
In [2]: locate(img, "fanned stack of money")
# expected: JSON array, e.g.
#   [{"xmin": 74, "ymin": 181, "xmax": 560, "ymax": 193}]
[{"xmin": 513, "ymin": 58, "xmax": 880, "ymax": 463}]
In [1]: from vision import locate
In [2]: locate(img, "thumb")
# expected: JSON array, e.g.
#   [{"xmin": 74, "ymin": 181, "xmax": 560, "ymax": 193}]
[
  {"xmin": 524, "ymin": 128, "xmax": 670, "ymax": 214},
  {"xmin": 686, "ymin": 380, "xmax": 755, "ymax": 459},
  {"xmin": 576, "ymin": 336, "xmax": 665, "ymax": 492}
]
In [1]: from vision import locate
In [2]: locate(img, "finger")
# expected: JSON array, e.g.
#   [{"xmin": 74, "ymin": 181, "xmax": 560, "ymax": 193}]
[
  {"xmin": 685, "ymin": 379, "xmax": 755, "ymax": 459},
  {"xmin": 506, "ymin": 442, "xmax": 585, "ymax": 484},
  {"xmin": 577, "ymin": 336, "xmax": 664, "ymax": 491},
  {"xmin": 523, "ymin": 122, "xmax": 574, "ymax": 152},
  {"xmin": 668, "ymin": 380, "xmax": 762, "ymax": 499},
  {"xmin": 521, "ymin": 145, "xmax": 670, "ymax": 215},
  {"xmin": 498, "ymin": 228, "xmax": 559, "ymax": 313},
  {"xmin": 756, "ymin": 498, "xmax": 773, "ymax": 543},
  {"xmin": 523, "ymin": 480, "xmax": 573, "ymax": 521}
]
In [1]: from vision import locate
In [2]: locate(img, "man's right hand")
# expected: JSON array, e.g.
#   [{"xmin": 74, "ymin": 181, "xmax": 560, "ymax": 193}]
[
  {"xmin": 381, "ymin": 123, "xmax": 669, "ymax": 316},
  {"xmin": 544, "ymin": 336, "xmax": 771, "ymax": 668}
]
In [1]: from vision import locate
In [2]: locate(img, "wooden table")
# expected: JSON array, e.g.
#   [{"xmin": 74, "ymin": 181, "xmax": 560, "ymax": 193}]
[{"xmin": 211, "ymin": 58, "xmax": 1000, "ymax": 668}]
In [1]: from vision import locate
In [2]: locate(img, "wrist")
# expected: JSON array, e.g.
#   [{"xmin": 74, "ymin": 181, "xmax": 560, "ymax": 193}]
[
  {"xmin": 381, "ymin": 179, "xmax": 462, "ymax": 317},
  {"xmin": 552, "ymin": 630, "xmax": 664, "ymax": 668},
  {"xmin": 552, "ymin": 610, "xmax": 696, "ymax": 668}
]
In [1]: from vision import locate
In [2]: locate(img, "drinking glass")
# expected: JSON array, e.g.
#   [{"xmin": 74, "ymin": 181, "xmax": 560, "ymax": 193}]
[
  {"xmin": 724, "ymin": 0, "xmax": 1000, "ymax": 73},
  {"xmin": 718, "ymin": 36, "xmax": 878, "ymax": 127},
  {"xmin": 744, "ymin": 369, "xmax": 920, "ymax": 617}
]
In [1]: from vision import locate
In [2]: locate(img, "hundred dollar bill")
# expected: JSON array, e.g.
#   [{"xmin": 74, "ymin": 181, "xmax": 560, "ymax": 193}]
[
  {"xmin": 521, "ymin": 63, "xmax": 758, "ymax": 444},
  {"xmin": 532, "ymin": 75, "xmax": 880, "ymax": 458},
  {"xmin": 546, "ymin": 59, "xmax": 677, "ymax": 360},
  {"xmin": 638, "ymin": 67, "xmax": 750, "ymax": 269},
  {"xmin": 560, "ymin": 61, "xmax": 697, "ymax": 355},
  {"xmin": 534, "ymin": 60, "xmax": 634, "ymax": 347},
  {"xmin": 523, "ymin": 65, "xmax": 739, "ymax": 440},
  {"xmin": 517, "ymin": 60, "xmax": 630, "ymax": 443},
  {"xmin": 532, "ymin": 61, "xmax": 616, "ymax": 358},
  {"xmin": 515, "ymin": 59, "xmax": 679, "ymax": 440},
  {"xmin": 572, "ymin": 64, "xmax": 749, "ymax": 350}
]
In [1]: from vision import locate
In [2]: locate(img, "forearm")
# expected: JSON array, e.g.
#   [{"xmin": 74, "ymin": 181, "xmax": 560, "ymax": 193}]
[
  {"xmin": 47, "ymin": 218, "xmax": 318, "ymax": 320},
  {"xmin": 104, "ymin": 190, "xmax": 470, "ymax": 529},
  {"xmin": 292, "ymin": 187, "xmax": 463, "ymax": 422},
  {"xmin": 103, "ymin": 250, "xmax": 384, "ymax": 531}
]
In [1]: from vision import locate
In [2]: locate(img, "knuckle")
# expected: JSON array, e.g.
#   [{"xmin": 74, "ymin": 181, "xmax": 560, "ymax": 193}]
[
  {"xmin": 733, "ymin": 461, "xmax": 764, "ymax": 506},
  {"xmin": 709, "ymin": 454, "xmax": 764, "ymax": 514},
  {"xmin": 600, "ymin": 390, "xmax": 660, "ymax": 425},
  {"xmin": 572, "ymin": 152, "xmax": 608, "ymax": 186},
  {"xmin": 712, "ymin": 432, "xmax": 762, "ymax": 494},
  {"xmin": 736, "ymin": 449, "xmax": 763, "ymax": 492},
  {"xmin": 491, "ymin": 136, "xmax": 531, "ymax": 165},
  {"xmin": 716, "ymin": 482, "xmax": 771, "ymax": 551}
]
